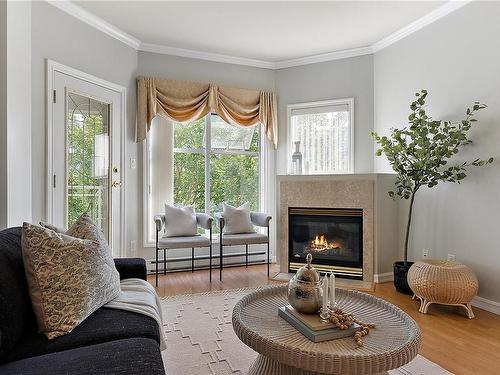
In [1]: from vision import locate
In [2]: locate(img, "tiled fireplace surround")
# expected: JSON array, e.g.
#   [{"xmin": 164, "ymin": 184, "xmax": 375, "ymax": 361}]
[{"xmin": 277, "ymin": 175, "xmax": 396, "ymax": 284}]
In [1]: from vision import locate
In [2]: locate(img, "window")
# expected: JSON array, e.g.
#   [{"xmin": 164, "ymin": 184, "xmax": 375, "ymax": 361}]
[
  {"xmin": 288, "ymin": 99, "xmax": 354, "ymax": 174},
  {"xmin": 146, "ymin": 114, "xmax": 261, "ymax": 243}
]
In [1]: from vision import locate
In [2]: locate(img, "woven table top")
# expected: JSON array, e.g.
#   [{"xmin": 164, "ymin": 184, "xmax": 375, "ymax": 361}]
[{"xmin": 232, "ymin": 285, "xmax": 421, "ymax": 375}]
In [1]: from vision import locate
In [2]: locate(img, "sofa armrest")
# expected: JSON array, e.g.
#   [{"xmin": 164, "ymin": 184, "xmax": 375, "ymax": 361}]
[
  {"xmin": 114, "ymin": 258, "xmax": 147, "ymax": 281},
  {"xmin": 250, "ymin": 212, "xmax": 272, "ymax": 227}
]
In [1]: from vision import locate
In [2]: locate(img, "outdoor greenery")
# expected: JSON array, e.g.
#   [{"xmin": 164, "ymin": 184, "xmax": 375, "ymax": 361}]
[
  {"xmin": 67, "ymin": 94, "xmax": 109, "ymax": 238},
  {"xmin": 371, "ymin": 90, "xmax": 493, "ymax": 265},
  {"xmin": 173, "ymin": 116, "xmax": 259, "ymax": 230}
]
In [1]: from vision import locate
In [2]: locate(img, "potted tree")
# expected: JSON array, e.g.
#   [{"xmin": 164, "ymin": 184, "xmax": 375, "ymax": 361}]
[{"xmin": 371, "ymin": 90, "xmax": 493, "ymax": 294}]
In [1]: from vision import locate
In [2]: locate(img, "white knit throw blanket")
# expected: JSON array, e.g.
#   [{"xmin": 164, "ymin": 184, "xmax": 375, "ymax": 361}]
[{"xmin": 104, "ymin": 278, "xmax": 167, "ymax": 350}]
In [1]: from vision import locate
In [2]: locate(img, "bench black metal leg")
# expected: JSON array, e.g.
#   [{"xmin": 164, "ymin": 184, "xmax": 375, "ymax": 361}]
[
  {"xmin": 155, "ymin": 247, "xmax": 159, "ymax": 287},
  {"xmin": 220, "ymin": 240, "xmax": 223, "ymax": 282},
  {"xmin": 267, "ymin": 225, "xmax": 270, "ymax": 277},
  {"xmin": 155, "ymin": 230, "xmax": 159, "ymax": 287},
  {"xmin": 245, "ymin": 244, "xmax": 248, "ymax": 268},
  {"xmin": 267, "ymin": 241, "xmax": 270, "ymax": 277},
  {"xmin": 191, "ymin": 248, "xmax": 195, "ymax": 272},
  {"xmin": 163, "ymin": 249, "xmax": 166, "ymax": 275},
  {"xmin": 209, "ymin": 228, "xmax": 213, "ymax": 282}
]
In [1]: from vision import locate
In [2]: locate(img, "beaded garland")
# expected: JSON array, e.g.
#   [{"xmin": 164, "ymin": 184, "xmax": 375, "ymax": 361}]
[{"xmin": 328, "ymin": 307, "xmax": 376, "ymax": 347}]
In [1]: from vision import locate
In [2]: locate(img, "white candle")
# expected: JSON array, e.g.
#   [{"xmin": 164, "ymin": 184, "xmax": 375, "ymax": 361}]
[
  {"xmin": 329, "ymin": 273, "xmax": 336, "ymax": 307},
  {"xmin": 322, "ymin": 274, "xmax": 329, "ymax": 311}
]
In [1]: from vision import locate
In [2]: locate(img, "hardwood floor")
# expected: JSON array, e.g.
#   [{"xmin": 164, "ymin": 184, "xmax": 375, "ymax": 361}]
[{"xmin": 150, "ymin": 264, "xmax": 500, "ymax": 375}]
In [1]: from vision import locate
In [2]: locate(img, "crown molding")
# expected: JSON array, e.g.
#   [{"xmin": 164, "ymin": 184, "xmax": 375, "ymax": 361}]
[
  {"xmin": 372, "ymin": 0, "xmax": 472, "ymax": 53},
  {"xmin": 139, "ymin": 43, "xmax": 275, "ymax": 70},
  {"xmin": 46, "ymin": 0, "xmax": 471, "ymax": 69},
  {"xmin": 46, "ymin": 0, "xmax": 141, "ymax": 50},
  {"xmin": 274, "ymin": 46, "xmax": 374, "ymax": 69}
]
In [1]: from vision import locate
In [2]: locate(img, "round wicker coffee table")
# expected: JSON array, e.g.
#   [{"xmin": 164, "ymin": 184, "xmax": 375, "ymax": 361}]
[{"xmin": 232, "ymin": 285, "xmax": 421, "ymax": 375}]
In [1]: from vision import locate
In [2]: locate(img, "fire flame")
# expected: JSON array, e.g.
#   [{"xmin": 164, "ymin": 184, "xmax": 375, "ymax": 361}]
[{"xmin": 310, "ymin": 234, "xmax": 342, "ymax": 251}]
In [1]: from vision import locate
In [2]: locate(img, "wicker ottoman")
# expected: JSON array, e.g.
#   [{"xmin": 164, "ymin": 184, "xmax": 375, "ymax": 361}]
[{"xmin": 407, "ymin": 259, "xmax": 478, "ymax": 319}]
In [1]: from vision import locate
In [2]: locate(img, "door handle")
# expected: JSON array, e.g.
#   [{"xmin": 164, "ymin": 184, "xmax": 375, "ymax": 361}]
[{"xmin": 112, "ymin": 181, "xmax": 122, "ymax": 188}]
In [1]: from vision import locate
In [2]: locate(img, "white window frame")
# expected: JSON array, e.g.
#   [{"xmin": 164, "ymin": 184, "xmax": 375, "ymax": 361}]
[
  {"xmin": 143, "ymin": 115, "xmax": 268, "ymax": 247},
  {"xmin": 286, "ymin": 98, "xmax": 354, "ymax": 175}
]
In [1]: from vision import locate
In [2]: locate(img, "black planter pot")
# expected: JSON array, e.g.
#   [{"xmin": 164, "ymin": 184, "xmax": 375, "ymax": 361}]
[{"xmin": 393, "ymin": 261, "xmax": 414, "ymax": 295}]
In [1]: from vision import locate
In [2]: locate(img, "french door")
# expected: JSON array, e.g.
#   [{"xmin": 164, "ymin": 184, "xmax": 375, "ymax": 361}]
[{"xmin": 47, "ymin": 61, "xmax": 125, "ymax": 255}]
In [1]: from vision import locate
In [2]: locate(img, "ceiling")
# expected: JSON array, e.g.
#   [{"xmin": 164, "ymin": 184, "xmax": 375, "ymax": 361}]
[{"xmin": 74, "ymin": 1, "xmax": 445, "ymax": 63}]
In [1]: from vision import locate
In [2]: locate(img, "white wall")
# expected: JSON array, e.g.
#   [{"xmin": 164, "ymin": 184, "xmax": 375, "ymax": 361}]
[
  {"xmin": 7, "ymin": 1, "xmax": 31, "ymax": 226},
  {"xmin": 0, "ymin": 1, "xmax": 32, "ymax": 228},
  {"xmin": 0, "ymin": 1, "xmax": 7, "ymax": 229},
  {"xmin": 374, "ymin": 1, "xmax": 500, "ymax": 302},
  {"xmin": 275, "ymin": 55, "xmax": 374, "ymax": 175}
]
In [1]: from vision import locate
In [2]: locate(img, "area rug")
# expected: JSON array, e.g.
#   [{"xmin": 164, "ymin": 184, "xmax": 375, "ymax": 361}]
[{"xmin": 160, "ymin": 287, "xmax": 453, "ymax": 375}]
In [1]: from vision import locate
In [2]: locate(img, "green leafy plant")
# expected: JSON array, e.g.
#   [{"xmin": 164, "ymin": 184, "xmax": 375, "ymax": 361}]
[{"xmin": 371, "ymin": 90, "xmax": 493, "ymax": 265}]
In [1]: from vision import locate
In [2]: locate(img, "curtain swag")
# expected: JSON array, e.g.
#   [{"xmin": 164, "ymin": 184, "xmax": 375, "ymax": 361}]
[{"xmin": 136, "ymin": 76, "xmax": 278, "ymax": 148}]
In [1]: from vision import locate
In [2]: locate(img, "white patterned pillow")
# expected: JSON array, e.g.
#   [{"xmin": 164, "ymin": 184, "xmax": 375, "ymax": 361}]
[
  {"xmin": 222, "ymin": 202, "xmax": 255, "ymax": 234},
  {"xmin": 21, "ymin": 218, "xmax": 120, "ymax": 339},
  {"xmin": 163, "ymin": 204, "xmax": 198, "ymax": 237}
]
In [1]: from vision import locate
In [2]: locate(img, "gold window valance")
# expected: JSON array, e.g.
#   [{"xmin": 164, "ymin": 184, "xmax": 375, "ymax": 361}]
[{"xmin": 136, "ymin": 77, "xmax": 278, "ymax": 148}]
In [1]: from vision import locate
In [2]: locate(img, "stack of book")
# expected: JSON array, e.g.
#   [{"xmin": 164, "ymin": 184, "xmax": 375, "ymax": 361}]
[{"xmin": 278, "ymin": 305, "xmax": 360, "ymax": 343}]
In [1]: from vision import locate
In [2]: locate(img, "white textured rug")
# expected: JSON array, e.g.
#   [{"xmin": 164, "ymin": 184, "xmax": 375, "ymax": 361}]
[{"xmin": 160, "ymin": 287, "xmax": 453, "ymax": 375}]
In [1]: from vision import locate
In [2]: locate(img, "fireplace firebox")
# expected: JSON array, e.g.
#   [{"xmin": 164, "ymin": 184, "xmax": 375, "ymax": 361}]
[{"xmin": 288, "ymin": 207, "xmax": 363, "ymax": 279}]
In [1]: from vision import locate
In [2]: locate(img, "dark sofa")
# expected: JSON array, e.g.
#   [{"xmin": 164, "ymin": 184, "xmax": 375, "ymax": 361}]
[{"xmin": 0, "ymin": 227, "xmax": 166, "ymax": 375}]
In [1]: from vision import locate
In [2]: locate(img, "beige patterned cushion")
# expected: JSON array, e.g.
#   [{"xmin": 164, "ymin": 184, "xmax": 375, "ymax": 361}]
[{"xmin": 21, "ymin": 216, "xmax": 120, "ymax": 339}]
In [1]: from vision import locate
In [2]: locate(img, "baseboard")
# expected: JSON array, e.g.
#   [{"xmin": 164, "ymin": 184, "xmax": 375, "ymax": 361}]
[
  {"xmin": 374, "ymin": 272, "xmax": 394, "ymax": 283},
  {"xmin": 471, "ymin": 296, "xmax": 500, "ymax": 315}
]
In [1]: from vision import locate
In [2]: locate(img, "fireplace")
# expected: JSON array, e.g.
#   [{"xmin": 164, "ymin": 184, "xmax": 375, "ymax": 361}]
[{"xmin": 288, "ymin": 207, "xmax": 363, "ymax": 279}]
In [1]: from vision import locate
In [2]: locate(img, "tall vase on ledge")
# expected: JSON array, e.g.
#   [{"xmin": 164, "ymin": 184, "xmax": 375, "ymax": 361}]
[{"xmin": 292, "ymin": 141, "xmax": 303, "ymax": 175}]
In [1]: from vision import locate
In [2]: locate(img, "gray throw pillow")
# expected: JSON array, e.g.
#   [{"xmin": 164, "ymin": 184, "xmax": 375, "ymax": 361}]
[
  {"xmin": 164, "ymin": 204, "xmax": 198, "ymax": 237},
  {"xmin": 222, "ymin": 202, "xmax": 255, "ymax": 234}
]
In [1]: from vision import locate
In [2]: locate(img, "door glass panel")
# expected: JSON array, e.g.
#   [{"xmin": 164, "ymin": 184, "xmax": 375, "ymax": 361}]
[{"xmin": 67, "ymin": 92, "xmax": 110, "ymax": 239}]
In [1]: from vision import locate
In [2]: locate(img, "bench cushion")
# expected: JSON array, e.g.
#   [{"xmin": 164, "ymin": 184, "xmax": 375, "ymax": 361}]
[
  {"xmin": 222, "ymin": 232, "xmax": 268, "ymax": 245},
  {"xmin": 158, "ymin": 235, "xmax": 210, "ymax": 249}
]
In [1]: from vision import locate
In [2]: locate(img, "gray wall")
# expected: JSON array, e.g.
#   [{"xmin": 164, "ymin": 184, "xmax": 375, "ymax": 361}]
[
  {"xmin": 374, "ymin": 174, "xmax": 399, "ymax": 275},
  {"xmin": 274, "ymin": 55, "xmax": 374, "ymax": 175},
  {"xmin": 0, "ymin": 1, "xmax": 6, "ymax": 229},
  {"xmin": 138, "ymin": 51, "xmax": 275, "ymax": 91},
  {"xmin": 31, "ymin": 2, "xmax": 138, "ymax": 229},
  {"xmin": 374, "ymin": 1, "xmax": 500, "ymax": 301}
]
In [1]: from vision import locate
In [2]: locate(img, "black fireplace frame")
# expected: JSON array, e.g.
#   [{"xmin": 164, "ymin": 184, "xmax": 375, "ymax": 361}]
[{"xmin": 288, "ymin": 207, "xmax": 363, "ymax": 280}]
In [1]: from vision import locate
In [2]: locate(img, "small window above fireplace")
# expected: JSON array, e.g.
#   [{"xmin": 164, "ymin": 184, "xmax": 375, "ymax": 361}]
[
  {"xmin": 288, "ymin": 207, "xmax": 363, "ymax": 279},
  {"xmin": 287, "ymin": 98, "xmax": 354, "ymax": 175}
]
